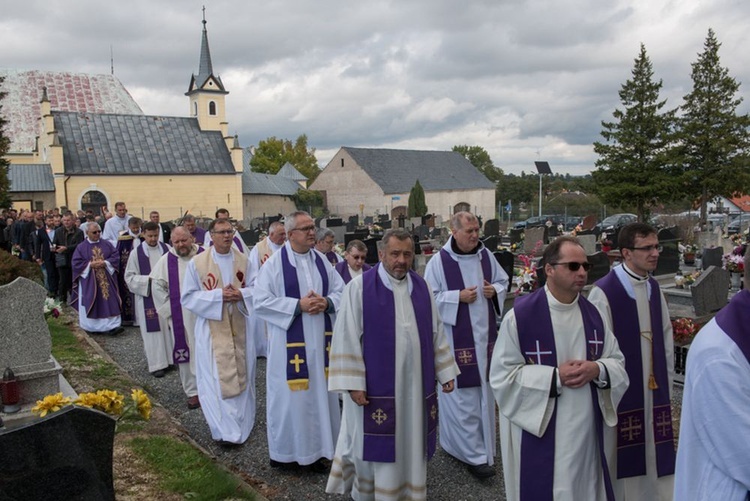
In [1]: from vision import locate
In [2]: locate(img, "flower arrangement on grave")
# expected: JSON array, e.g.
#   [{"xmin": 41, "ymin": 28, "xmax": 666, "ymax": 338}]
[
  {"xmin": 570, "ymin": 223, "xmax": 583, "ymax": 236},
  {"xmin": 600, "ymin": 233, "xmax": 613, "ymax": 253},
  {"xmin": 510, "ymin": 243, "xmax": 519, "ymax": 252},
  {"xmin": 728, "ymin": 233, "xmax": 744, "ymax": 246},
  {"xmin": 43, "ymin": 297, "xmax": 62, "ymax": 319},
  {"xmin": 333, "ymin": 242, "xmax": 345, "ymax": 257},
  {"xmin": 32, "ymin": 388, "xmax": 152, "ymax": 423},
  {"xmin": 367, "ymin": 224, "xmax": 383, "ymax": 237},
  {"xmin": 513, "ymin": 240, "xmax": 543, "ymax": 295},
  {"xmin": 722, "ymin": 245, "xmax": 745, "ymax": 274},
  {"xmin": 672, "ymin": 318, "xmax": 698, "ymax": 345}
]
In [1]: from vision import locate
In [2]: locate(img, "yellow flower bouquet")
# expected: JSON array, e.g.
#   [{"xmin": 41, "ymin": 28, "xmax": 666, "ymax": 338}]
[{"xmin": 32, "ymin": 388, "xmax": 152, "ymax": 423}]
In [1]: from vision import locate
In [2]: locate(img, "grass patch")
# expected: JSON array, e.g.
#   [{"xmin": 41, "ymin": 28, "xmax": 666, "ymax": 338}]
[{"xmin": 129, "ymin": 436, "xmax": 256, "ymax": 500}]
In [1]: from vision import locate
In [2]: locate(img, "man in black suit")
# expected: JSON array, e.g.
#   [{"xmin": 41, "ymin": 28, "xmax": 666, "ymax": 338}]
[
  {"xmin": 35, "ymin": 214, "xmax": 59, "ymax": 296},
  {"xmin": 149, "ymin": 211, "xmax": 171, "ymax": 244},
  {"xmin": 53, "ymin": 213, "xmax": 84, "ymax": 302}
]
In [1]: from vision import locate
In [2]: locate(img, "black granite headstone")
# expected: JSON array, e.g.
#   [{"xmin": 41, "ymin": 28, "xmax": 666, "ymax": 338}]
[
  {"xmin": 482, "ymin": 235, "xmax": 498, "ymax": 252},
  {"xmin": 397, "ymin": 215, "xmax": 406, "ymax": 228},
  {"xmin": 327, "ymin": 218, "xmax": 344, "ymax": 227},
  {"xmin": 364, "ymin": 216, "xmax": 374, "ymax": 225},
  {"xmin": 378, "ymin": 214, "xmax": 389, "ymax": 223},
  {"xmin": 484, "ymin": 219, "xmax": 500, "ymax": 237},
  {"xmin": 345, "ymin": 231, "xmax": 370, "ymax": 248},
  {"xmin": 701, "ymin": 247, "xmax": 723, "ymax": 270},
  {"xmin": 240, "ymin": 229, "xmax": 260, "ymax": 246},
  {"xmin": 547, "ymin": 225, "xmax": 559, "ymax": 239},
  {"xmin": 509, "ymin": 229, "xmax": 524, "ymax": 246},
  {"xmin": 414, "ymin": 225, "xmax": 430, "ymax": 240},
  {"xmin": 363, "ymin": 237, "xmax": 380, "ymax": 264},
  {"xmin": 494, "ymin": 251, "xmax": 515, "ymax": 292},
  {"xmin": 0, "ymin": 406, "xmax": 116, "ymax": 500},
  {"xmin": 347, "ymin": 216, "xmax": 359, "ymax": 232},
  {"xmin": 381, "ymin": 220, "xmax": 392, "ymax": 230},
  {"xmin": 656, "ymin": 227, "xmax": 680, "ymax": 275},
  {"xmin": 586, "ymin": 251, "xmax": 610, "ymax": 284}
]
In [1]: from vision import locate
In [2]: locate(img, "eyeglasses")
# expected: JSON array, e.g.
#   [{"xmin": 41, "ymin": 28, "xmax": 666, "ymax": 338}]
[
  {"xmin": 292, "ymin": 225, "xmax": 316, "ymax": 233},
  {"xmin": 212, "ymin": 229, "xmax": 234, "ymax": 236},
  {"xmin": 628, "ymin": 244, "xmax": 663, "ymax": 253},
  {"xmin": 90, "ymin": 230, "xmax": 101, "ymax": 234},
  {"xmin": 549, "ymin": 261, "xmax": 593, "ymax": 272}
]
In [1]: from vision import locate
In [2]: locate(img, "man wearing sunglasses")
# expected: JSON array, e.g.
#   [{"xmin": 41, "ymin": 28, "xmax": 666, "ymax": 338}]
[
  {"xmin": 490, "ymin": 235, "xmax": 628, "ymax": 501},
  {"xmin": 589, "ymin": 223, "xmax": 676, "ymax": 500},
  {"xmin": 424, "ymin": 211, "xmax": 509, "ymax": 479},
  {"xmin": 334, "ymin": 239, "xmax": 371, "ymax": 284}
]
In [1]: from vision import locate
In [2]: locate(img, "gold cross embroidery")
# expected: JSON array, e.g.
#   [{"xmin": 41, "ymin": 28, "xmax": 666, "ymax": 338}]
[
  {"xmin": 457, "ymin": 350, "xmax": 473, "ymax": 364},
  {"xmin": 620, "ymin": 415, "xmax": 643, "ymax": 442},
  {"xmin": 372, "ymin": 408, "xmax": 388, "ymax": 425},
  {"xmin": 289, "ymin": 354, "xmax": 305, "ymax": 373},
  {"xmin": 656, "ymin": 410, "xmax": 672, "ymax": 437},
  {"xmin": 430, "ymin": 404, "xmax": 437, "ymax": 421},
  {"xmin": 641, "ymin": 330, "xmax": 658, "ymax": 389}
]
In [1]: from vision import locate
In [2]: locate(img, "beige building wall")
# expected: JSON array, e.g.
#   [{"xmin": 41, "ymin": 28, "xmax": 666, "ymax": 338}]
[
  {"xmin": 60, "ymin": 174, "xmax": 243, "ymax": 221},
  {"xmin": 423, "ymin": 188, "xmax": 496, "ymax": 222},
  {"xmin": 242, "ymin": 194, "xmax": 297, "ymax": 223},
  {"xmin": 310, "ymin": 149, "xmax": 385, "ymax": 216},
  {"xmin": 7, "ymin": 192, "xmax": 56, "ymax": 211}
]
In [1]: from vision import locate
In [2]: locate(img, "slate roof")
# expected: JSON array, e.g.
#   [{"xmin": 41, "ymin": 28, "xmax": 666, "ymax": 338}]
[
  {"xmin": 7, "ymin": 164, "xmax": 55, "ymax": 192},
  {"xmin": 242, "ymin": 169, "xmax": 301, "ymax": 196},
  {"xmin": 0, "ymin": 69, "xmax": 143, "ymax": 153},
  {"xmin": 53, "ymin": 111, "xmax": 236, "ymax": 175},
  {"xmin": 341, "ymin": 147, "xmax": 495, "ymax": 195},
  {"xmin": 277, "ymin": 162, "xmax": 308, "ymax": 182}
]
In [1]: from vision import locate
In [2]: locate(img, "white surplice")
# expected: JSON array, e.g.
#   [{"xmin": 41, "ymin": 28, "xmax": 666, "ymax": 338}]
[
  {"xmin": 102, "ymin": 214, "xmax": 130, "ymax": 246},
  {"xmin": 489, "ymin": 287, "xmax": 629, "ymax": 501},
  {"xmin": 253, "ymin": 241, "xmax": 344, "ymax": 465},
  {"xmin": 124, "ymin": 242, "xmax": 173, "ymax": 373},
  {"xmin": 675, "ymin": 316, "xmax": 750, "ymax": 501},
  {"xmin": 182, "ymin": 248, "xmax": 257, "ymax": 444},
  {"xmin": 423, "ymin": 238, "xmax": 508, "ymax": 467},
  {"xmin": 588, "ymin": 264, "xmax": 675, "ymax": 501},
  {"xmin": 150, "ymin": 246, "xmax": 200, "ymax": 398},
  {"xmin": 325, "ymin": 265, "xmax": 460, "ymax": 501},
  {"xmin": 248, "ymin": 239, "xmax": 283, "ymax": 358}
]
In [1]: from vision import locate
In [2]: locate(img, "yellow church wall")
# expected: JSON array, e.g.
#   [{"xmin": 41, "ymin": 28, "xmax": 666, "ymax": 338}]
[{"xmin": 59, "ymin": 174, "xmax": 243, "ymax": 221}]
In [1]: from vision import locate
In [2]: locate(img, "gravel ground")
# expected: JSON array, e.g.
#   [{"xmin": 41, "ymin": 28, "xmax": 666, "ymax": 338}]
[
  {"xmin": 94, "ymin": 325, "xmax": 685, "ymax": 501},
  {"xmin": 93, "ymin": 326, "xmax": 506, "ymax": 500}
]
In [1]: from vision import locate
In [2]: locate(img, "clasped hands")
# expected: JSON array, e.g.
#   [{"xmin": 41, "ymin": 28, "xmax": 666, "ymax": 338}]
[
  {"xmin": 90, "ymin": 258, "xmax": 106, "ymax": 270},
  {"xmin": 300, "ymin": 290, "xmax": 328, "ymax": 315},
  {"xmin": 222, "ymin": 284, "xmax": 243, "ymax": 303},
  {"xmin": 558, "ymin": 360, "xmax": 599, "ymax": 388},
  {"xmin": 459, "ymin": 280, "xmax": 496, "ymax": 304}
]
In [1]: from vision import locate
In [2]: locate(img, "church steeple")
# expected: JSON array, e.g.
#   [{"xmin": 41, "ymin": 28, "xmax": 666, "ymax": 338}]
[{"xmin": 186, "ymin": 8, "xmax": 229, "ymax": 134}]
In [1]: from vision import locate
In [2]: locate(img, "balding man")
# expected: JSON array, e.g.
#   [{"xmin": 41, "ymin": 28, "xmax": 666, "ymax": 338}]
[
  {"xmin": 248, "ymin": 221, "xmax": 287, "ymax": 357},
  {"xmin": 151, "ymin": 226, "xmax": 203, "ymax": 409},
  {"xmin": 424, "ymin": 211, "xmax": 509, "ymax": 478}
]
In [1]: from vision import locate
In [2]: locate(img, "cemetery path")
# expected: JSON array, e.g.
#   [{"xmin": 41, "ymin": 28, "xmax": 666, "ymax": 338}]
[
  {"xmin": 92, "ymin": 325, "xmax": 508, "ymax": 500},
  {"xmin": 90, "ymin": 324, "xmax": 685, "ymax": 501}
]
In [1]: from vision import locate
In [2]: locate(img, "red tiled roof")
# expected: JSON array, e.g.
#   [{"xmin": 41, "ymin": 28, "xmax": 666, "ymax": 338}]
[
  {"xmin": 729, "ymin": 194, "xmax": 750, "ymax": 212},
  {"xmin": 0, "ymin": 69, "xmax": 143, "ymax": 153}
]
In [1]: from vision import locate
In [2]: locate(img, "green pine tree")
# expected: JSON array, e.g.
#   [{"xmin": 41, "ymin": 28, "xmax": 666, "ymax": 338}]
[
  {"xmin": 592, "ymin": 44, "xmax": 677, "ymax": 222},
  {"xmin": 0, "ymin": 76, "xmax": 13, "ymax": 208},
  {"xmin": 676, "ymin": 28, "xmax": 750, "ymax": 227},
  {"xmin": 407, "ymin": 180, "xmax": 428, "ymax": 217}
]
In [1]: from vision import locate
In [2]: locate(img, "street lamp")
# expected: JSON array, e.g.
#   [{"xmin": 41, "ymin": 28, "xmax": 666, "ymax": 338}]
[{"xmin": 534, "ymin": 161, "xmax": 552, "ymax": 219}]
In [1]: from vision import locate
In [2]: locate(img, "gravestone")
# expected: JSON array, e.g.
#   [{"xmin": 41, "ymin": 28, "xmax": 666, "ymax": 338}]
[
  {"xmin": 363, "ymin": 237, "xmax": 380, "ymax": 265},
  {"xmin": 329, "ymin": 226, "xmax": 346, "ymax": 246},
  {"xmin": 508, "ymin": 228, "xmax": 524, "ymax": 246},
  {"xmin": 0, "ymin": 406, "xmax": 116, "ymax": 500},
  {"xmin": 240, "ymin": 229, "xmax": 260, "ymax": 246},
  {"xmin": 430, "ymin": 227, "xmax": 441, "ymax": 239},
  {"xmin": 524, "ymin": 227, "xmax": 546, "ymax": 254},
  {"xmin": 581, "ymin": 215, "xmax": 597, "ymax": 231},
  {"xmin": 422, "ymin": 215, "xmax": 435, "ymax": 227},
  {"xmin": 578, "ymin": 234, "xmax": 597, "ymax": 256},
  {"xmin": 482, "ymin": 236, "xmax": 498, "ymax": 252},
  {"xmin": 698, "ymin": 232, "xmax": 719, "ymax": 250},
  {"xmin": 347, "ymin": 216, "xmax": 359, "ymax": 232},
  {"xmin": 691, "ymin": 265, "xmax": 730, "ymax": 316},
  {"xmin": 434, "ymin": 215, "xmax": 443, "ymax": 227},
  {"xmin": 484, "ymin": 219, "xmax": 500, "ymax": 238},
  {"xmin": 378, "ymin": 214, "xmax": 389, "ymax": 223},
  {"xmin": 326, "ymin": 217, "xmax": 344, "ymax": 228},
  {"xmin": 364, "ymin": 216, "xmax": 374, "ymax": 225},
  {"xmin": 397, "ymin": 214, "xmax": 406, "ymax": 228},
  {"xmin": 414, "ymin": 225, "xmax": 430, "ymax": 241},
  {"xmin": 547, "ymin": 224, "xmax": 559, "ymax": 240},
  {"xmin": 0, "ymin": 278, "xmax": 62, "ymax": 405},
  {"xmin": 381, "ymin": 220, "xmax": 392, "ymax": 230},
  {"xmin": 701, "ymin": 247, "xmax": 723, "ymax": 270},
  {"xmin": 586, "ymin": 251, "xmax": 611, "ymax": 285},
  {"xmin": 410, "ymin": 217, "xmax": 422, "ymax": 231},
  {"xmin": 345, "ymin": 231, "xmax": 369, "ymax": 248},
  {"xmin": 494, "ymin": 251, "xmax": 515, "ymax": 292},
  {"xmin": 655, "ymin": 227, "xmax": 680, "ymax": 276}
]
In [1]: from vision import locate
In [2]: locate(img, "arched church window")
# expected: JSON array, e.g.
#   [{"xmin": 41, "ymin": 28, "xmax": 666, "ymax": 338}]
[
  {"xmin": 193, "ymin": 102, "xmax": 198, "ymax": 116},
  {"xmin": 81, "ymin": 190, "xmax": 108, "ymax": 216},
  {"xmin": 209, "ymin": 101, "xmax": 217, "ymax": 116}
]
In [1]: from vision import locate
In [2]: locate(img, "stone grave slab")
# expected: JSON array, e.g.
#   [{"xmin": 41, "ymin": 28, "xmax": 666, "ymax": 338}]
[
  {"xmin": 494, "ymin": 251, "xmax": 514, "ymax": 291},
  {"xmin": 381, "ymin": 220, "xmax": 392, "ymax": 230},
  {"xmin": 240, "ymin": 229, "xmax": 260, "ymax": 246},
  {"xmin": 0, "ymin": 406, "xmax": 116, "ymax": 500},
  {"xmin": 484, "ymin": 219, "xmax": 500, "ymax": 237},
  {"xmin": 586, "ymin": 251, "xmax": 610, "ymax": 285},
  {"xmin": 347, "ymin": 216, "xmax": 359, "ymax": 232},
  {"xmin": 482, "ymin": 235, "xmax": 498, "ymax": 252},
  {"xmin": 329, "ymin": 226, "xmax": 346, "ymax": 246},
  {"xmin": 345, "ymin": 231, "xmax": 369, "ymax": 248},
  {"xmin": 698, "ymin": 232, "xmax": 719, "ymax": 250},
  {"xmin": 0, "ymin": 278, "xmax": 62, "ymax": 404},
  {"xmin": 363, "ymin": 237, "xmax": 380, "ymax": 264},
  {"xmin": 691, "ymin": 265, "xmax": 730, "ymax": 316},
  {"xmin": 581, "ymin": 215, "xmax": 597, "ymax": 230},
  {"xmin": 578, "ymin": 234, "xmax": 597, "ymax": 256},
  {"xmin": 508, "ymin": 229, "xmax": 524, "ymax": 246},
  {"xmin": 410, "ymin": 217, "xmax": 422, "ymax": 231},
  {"xmin": 524, "ymin": 227, "xmax": 546, "ymax": 253},
  {"xmin": 364, "ymin": 216, "xmax": 374, "ymax": 225},
  {"xmin": 655, "ymin": 227, "xmax": 680, "ymax": 276},
  {"xmin": 378, "ymin": 214, "xmax": 389, "ymax": 223},
  {"xmin": 701, "ymin": 247, "xmax": 723, "ymax": 270},
  {"xmin": 327, "ymin": 217, "xmax": 344, "ymax": 227},
  {"xmin": 414, "ymin": 225, "xmax": 430, "ymax": 241}
]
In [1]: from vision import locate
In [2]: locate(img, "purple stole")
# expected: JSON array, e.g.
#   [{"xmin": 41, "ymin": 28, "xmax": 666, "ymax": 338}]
[
  {"xmin": 136, "ymin": 242, "xmax": 169, "ymax": 332},
  {"xmin": 361, "ymin": 265, "xmax": 437, "ymax": 463},
  {"xmin": 715, "ymin": 289, "xmax": 750, "ymax": 365},
  {"xmin": 281, "ymin": 246, "xmax": 332, "ymax": 390},
  {"xmin": 439, "ymin": 248, "xmax": 497, "ymax": 388},
  {"xmin": 116, "ymin": 236, "xmax": 139, "ymax": 323},
  {"xmin": 191, "ymin": 227, "xmax": 206, "ymax": 246},
  {"xmin": 596, "ymin": 271, "xmax": 675, "ymax": 478},
  {"xmin": 166, "ymin": 247, "xmax": 204, "ymax": 365},
  {"xmin": 334, "ymin": 260, "xmax": 371, "ymax": 284},
  {"xmin": 71, "ymin": 240, "xmax": 122, "ymax": 319},
  {"xmin": 514, "ymin": 289, "xmax": 614, "ymax": 501},
  {"xmin": 325, "ymin": 251, "xmax": 339, "ymax": 266},
  {"xmin": 208, "ymin": 235, "xmax": 245, "ymax": 253}
]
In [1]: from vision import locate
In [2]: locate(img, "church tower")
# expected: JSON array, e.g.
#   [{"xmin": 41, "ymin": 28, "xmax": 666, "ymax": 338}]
[{"xmin": 186, "ymin": 9, "xmax": 229, "ymax": 136}]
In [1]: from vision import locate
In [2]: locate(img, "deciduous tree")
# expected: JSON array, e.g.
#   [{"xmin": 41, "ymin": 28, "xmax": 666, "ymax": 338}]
[
  {"xmin": 250, "ymin": 134, "xmax": 321, "ymax": 183},
  {"xmin": 452, "ymin": 145, "xmax": 503, "ymax": 183}
]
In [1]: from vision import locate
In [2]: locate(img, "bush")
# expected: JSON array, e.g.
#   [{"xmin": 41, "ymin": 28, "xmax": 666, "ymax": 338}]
[{"xmin": 0, "ymin": 249, "xmax": 44, "ymax": 286}]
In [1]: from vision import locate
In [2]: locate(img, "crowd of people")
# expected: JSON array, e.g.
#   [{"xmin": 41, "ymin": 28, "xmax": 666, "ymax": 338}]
[{"xmin": 3, "ymin": 203, "xmax": 746, "ymax": 500}]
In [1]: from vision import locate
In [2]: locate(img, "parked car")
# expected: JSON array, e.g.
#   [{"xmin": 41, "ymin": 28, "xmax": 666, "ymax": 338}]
[
  {"xmin": 513, "ymin": 215, "xmax": 564, "ymax": 230},
  {"xmin": 726, "ymin": 216, "xmax": 750, "ymax": 235},
  {"xmin": 595, "ymin": 213, "xmax": 637, "ymax": 235}
]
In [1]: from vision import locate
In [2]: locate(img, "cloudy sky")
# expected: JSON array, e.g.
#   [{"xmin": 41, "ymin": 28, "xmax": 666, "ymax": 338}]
[{"xmin": 3, "ymin": 0, "xmax": 749, "ymax": 176}]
